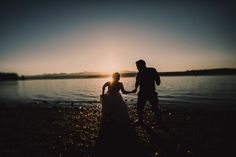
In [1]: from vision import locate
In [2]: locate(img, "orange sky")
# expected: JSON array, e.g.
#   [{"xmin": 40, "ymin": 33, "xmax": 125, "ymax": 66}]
[{"xmin": 0, "ymin": 1, "xmax": 235, "ymax": 75}]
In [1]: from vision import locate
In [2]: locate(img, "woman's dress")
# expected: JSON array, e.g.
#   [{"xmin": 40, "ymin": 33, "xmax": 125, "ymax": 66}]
[{"xmin": 101, "ymin": 82, "xmax": 129, "ymax": 124}]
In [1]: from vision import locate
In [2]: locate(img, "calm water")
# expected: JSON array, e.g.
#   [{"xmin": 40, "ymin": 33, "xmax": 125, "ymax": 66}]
[{"xmin": 1, "ymin": 76, "xmax": 236, "ymax": 108}]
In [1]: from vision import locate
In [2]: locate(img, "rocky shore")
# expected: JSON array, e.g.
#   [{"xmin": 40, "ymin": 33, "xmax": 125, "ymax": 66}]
[{"xmin": 0, "ymin": 104, "xmax": 235, "ymax": 157}]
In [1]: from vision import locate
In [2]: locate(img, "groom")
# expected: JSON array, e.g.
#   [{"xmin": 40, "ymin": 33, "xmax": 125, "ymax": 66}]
[{"xmin": 133, "ymin": 60, "xmax": 162, "ymax": 125}]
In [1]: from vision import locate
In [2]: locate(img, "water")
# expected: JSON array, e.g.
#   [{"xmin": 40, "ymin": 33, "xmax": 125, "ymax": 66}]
[{"xmin": 0, "ymin": 76, "xmax": 236, "ymax": 108}]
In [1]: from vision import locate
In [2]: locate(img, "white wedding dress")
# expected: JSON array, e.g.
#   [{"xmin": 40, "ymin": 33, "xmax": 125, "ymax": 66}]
[{"xmin": 101, "ymin": 82, "xmax": 129, "ymax": 124}]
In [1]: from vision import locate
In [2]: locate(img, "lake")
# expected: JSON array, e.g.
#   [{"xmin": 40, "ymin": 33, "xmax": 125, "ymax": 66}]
[{"xmin": 0, "ymin": 76, "xmax": 236, "ymax": 108}]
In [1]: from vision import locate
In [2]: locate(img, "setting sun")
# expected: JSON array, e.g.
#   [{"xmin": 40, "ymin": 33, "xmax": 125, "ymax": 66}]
[{"xmin": 102, "ymin": 56, "xmax": 121, "ymax": 75}]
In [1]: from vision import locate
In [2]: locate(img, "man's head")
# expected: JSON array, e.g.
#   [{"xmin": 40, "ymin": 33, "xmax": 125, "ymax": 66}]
[{"xmin": 136, "ymin": 60, "xmax": 146, "ymax": 72}]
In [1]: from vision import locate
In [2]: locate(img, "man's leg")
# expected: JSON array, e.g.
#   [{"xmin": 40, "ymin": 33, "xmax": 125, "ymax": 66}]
[
  {"xmin": 137, "ymin": 93, "xmax": 146, "ymax": 123},
  {"xmin": 149, "ymin": 93, "xmax": 162, "ymax": 124}
]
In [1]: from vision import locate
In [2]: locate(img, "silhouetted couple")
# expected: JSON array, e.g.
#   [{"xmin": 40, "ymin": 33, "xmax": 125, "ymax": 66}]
[{"xmin": 101, "ymin": 59, "xmax": 162, "ymax": 125}]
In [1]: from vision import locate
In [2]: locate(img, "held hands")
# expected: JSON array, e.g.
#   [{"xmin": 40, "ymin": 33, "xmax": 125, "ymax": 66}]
[{"xmin": 100, "ymin": 94, "xmax": 105, "ymax": 98}]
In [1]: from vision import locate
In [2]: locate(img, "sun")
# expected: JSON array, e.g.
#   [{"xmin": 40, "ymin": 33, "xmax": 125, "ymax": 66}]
[{"xmin": 100, "ymin": 54, "xmax": 121, "ymax": 75}]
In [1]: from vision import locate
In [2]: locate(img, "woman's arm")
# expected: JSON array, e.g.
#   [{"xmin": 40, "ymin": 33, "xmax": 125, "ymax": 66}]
[
  {"xmin": 102, "ymin": 82, "xmax": 109, "ymax": 95},
  {"xmin": 132, "ymin": 74, "xmax": 140, "ymax": 93},
  {"xmin": 120, "ymin": 83, "xmax": 134, "ymax": 94}
]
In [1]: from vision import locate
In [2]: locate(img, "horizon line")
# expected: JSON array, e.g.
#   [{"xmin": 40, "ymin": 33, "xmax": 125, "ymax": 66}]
[{"xmin": 1, "ymin": 67, "xmax": 235, "ymax": 77}]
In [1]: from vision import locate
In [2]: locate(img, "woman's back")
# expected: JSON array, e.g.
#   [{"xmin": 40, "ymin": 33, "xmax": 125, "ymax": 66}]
[
  {"xmin": 102, "ymin": 81, "xmax": 129, "ymax": 124},
  {"xmin": 107, "ymin": 81, "xmax": 122, "ymax": 95}
]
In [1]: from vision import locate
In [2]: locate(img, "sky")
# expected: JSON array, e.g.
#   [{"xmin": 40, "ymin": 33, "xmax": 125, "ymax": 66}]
[{"xmin": 0, "ymin": 0, "xmax": 235, "ymax": 75}]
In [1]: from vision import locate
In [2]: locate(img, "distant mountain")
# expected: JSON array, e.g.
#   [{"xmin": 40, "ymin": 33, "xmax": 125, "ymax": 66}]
[
  {"xmin": 159, "ymin": 68, "xmax": 236, "ymax": 76},
  {"xmin": 123, "ymin": 68, "xmax": 236, "ymax": 77},
  {"xmin": 1, "ymin": 68, "xmax": 236, "ymax": 80},
  {"xmin": 23, "ymin": 68, "xmax": 236, "ymax": 80},
  {"xmin": 24, "ymin": 71, "xmax": 136, "ymax": 79},
  {"xmin": 25, "ymin": 72, "xmax": 107, "ymax": 79}
]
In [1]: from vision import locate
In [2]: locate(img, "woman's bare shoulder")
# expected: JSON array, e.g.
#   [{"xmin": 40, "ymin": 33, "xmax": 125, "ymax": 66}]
[
  {"xmin": 104, "ymin": 81, "xmax": 111, "ymax": 86},
  {"xmin": 118, "ymin": 82, "xmax": 124, "ymax": 86}
]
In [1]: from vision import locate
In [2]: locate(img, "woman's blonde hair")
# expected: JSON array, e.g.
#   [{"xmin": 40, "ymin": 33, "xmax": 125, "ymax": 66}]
[{"xmin": 112, "ymin": 72, "xmax": 120, "ymax": 81}]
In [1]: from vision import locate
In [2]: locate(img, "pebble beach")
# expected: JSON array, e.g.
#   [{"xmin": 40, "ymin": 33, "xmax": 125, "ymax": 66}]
[{"xmin": 0, "ymin": 103, "xmax": 235, "ymax": 157}]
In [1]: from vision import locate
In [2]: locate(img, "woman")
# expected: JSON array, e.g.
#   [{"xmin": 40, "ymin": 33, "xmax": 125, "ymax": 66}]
[{"xmin": 101, "ymin": 72, "xmax": 134, "ymax": 124}]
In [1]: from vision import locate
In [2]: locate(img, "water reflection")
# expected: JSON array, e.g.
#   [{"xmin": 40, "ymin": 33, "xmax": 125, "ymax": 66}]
[{"xmin": 0, "ymin": 76, "xmax": 236, "ymax": 108}]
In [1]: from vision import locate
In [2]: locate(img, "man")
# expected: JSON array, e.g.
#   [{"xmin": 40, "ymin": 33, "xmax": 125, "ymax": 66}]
[{"xmin": 133, "ymin": 59, "xmax": 162, "ymax": 125}]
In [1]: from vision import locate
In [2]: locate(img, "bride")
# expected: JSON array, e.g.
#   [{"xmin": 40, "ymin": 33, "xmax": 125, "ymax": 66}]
[{"xmin": 101, "ymin": 72, "xmax": 134, "ymax": 124}]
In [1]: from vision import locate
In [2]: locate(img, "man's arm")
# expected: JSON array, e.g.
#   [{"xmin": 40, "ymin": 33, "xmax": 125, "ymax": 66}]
[{"xmin": 155, "ymin": 69, "xmax": 161, "ymax": 86}]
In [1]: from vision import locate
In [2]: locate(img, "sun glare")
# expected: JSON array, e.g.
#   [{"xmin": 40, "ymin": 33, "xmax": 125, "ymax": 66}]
[
  {"xmin": 100, "ymin": 53, "xmax": 121, "ymax": 75},
  {"xmin": 103, "ymin": 64, "xmax": 120, "ymax": 76}
]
